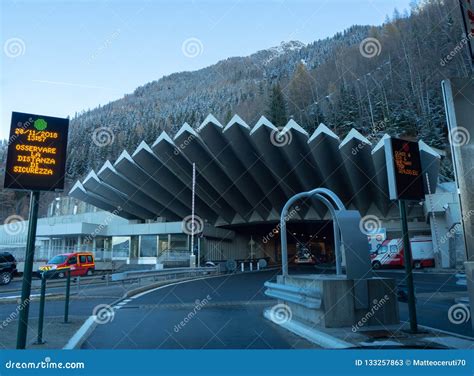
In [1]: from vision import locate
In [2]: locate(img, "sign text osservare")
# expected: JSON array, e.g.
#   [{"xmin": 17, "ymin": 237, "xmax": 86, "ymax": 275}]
[{"xmin": 4, "ymin": 112, "xmax": 69, "ymax": 192}]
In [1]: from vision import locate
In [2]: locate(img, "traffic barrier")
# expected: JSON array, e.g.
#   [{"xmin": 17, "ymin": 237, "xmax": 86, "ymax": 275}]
[
  {"xmin": 264, "ymin": 281, "xmax": 322, "ymax": 309},
  {"xmin": 111, "ymin": 266, "xmax": 219, "ymax": 285}
]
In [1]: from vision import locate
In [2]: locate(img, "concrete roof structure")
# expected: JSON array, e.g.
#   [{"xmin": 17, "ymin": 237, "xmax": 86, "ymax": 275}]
[{"xmin": 69, "ymin": 115, "xmax": 441, "ymax": 226}]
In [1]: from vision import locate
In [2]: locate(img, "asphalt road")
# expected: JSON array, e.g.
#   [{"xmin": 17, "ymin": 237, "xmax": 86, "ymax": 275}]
[
  {"xmin": 1, "ymin": 266, "xmax": 471, "ymax": 349},
  {"xmin": 374, "ymin": 269, "xmax": 472, "ymax": 338},
  {"xmin": 82, "ymin": 270, "xmax": 319, "ymax": 349},
  {"xmin": 374, "ymin": 269, "xmax": 464, "ymax": 293}
]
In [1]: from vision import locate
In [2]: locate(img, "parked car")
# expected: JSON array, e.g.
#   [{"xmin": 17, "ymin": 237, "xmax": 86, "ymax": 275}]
[
  {"xmin": 0, "ymin": 252, "xmax": 18, "ymax": 285},
  {"xmin": 371, "ymin": 237, "xmax": 434, "ymax": 269},
  {"xmin": 38, "ymin": 252, "xmax": 95, "ymax": 278}
]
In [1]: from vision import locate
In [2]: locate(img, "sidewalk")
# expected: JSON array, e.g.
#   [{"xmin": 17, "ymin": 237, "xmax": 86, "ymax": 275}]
[
  {"xmin": 0, "ymin": 317, "xmax": 85, "ymax": 350},
  {"xmin": 266, "ymin": 314, "xmax": 474, "ymax": 350}
]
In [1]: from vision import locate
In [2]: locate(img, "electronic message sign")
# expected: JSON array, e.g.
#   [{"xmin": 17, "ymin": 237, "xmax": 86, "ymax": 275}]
[
  {"xmin": 4, "ymin": 112, "xmax": 69, "ymax": 191},
  {"xmin": 384, "ymin": 137, "xmax": 425, "ymax": 201}
]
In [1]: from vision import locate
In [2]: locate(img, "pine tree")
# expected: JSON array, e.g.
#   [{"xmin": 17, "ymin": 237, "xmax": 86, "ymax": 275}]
[
  {"xmin": 287, "ymin": 62, "xmax": 315, "ymax": 128},
  {"xmin": 266, "ymin": 83, "xmax": 288, "ymax": 128}
]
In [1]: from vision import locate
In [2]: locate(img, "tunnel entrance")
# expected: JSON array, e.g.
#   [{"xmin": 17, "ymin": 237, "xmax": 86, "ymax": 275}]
[{"xmin": 229, "ymin": 220, "xmax": 335, "ymax": 266}]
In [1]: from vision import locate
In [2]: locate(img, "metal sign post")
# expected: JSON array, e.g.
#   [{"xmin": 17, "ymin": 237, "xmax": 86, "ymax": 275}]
[
  {"xmin": 64, "ymin": 270, "xmax": 71, "ymax": 323},
  {"xmin": 399, "ymin": 200, "xmax": 418, "ymax": 333},
  {"xmin": 16, "ymin": 191, "xmax": 40, "ymax": 349},
  {"xmin": 35, "ymin": 272, "xmax": 47, "ymax": 345},
  {"xmin": 385, "ymin": 137, "xmax": 425, "ymax": 333},
  {"xmin": 190, "ymin": 163, "xmax": 196, "ymax": 268},
  {"xmin": 4, "ymin": 112, "xmax": 69, "ymax": 349}
]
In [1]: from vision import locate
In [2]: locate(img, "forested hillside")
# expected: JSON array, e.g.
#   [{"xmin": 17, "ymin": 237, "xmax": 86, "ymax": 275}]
[{"xmin": 1, "ymin": 0, "xmax": 471, "ymax": 220}]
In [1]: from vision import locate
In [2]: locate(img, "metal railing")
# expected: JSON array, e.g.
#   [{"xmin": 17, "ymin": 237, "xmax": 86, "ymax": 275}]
[
  {"xmin": 264, "ymin": 281, "xmax": 322, "ymax": 309},
  {"xmin": 111, "ymin": 266, "xmax": 220, "ymax": 285}
]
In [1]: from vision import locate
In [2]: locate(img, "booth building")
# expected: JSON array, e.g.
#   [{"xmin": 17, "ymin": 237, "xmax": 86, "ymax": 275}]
[{"xmin": 0, "ymin": 115, "xmax": 466, "ymax": 270}]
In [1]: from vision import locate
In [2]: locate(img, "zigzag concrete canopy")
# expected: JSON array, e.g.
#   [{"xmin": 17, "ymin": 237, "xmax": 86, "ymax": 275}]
[{"xmin": 69, "ymin": 115, "xmax": 441, "ymax": 226}]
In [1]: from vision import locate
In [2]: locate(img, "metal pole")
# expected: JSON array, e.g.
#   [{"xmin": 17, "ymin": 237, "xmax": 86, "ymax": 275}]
[
  {"xmin": 64, "ymin": 269, "xmax": 71, "ymax": 323},
  {"xmin": 16, "ymin": 190, "xmax": 40, "ymax": 349},
  {"xmin": 36, "ymin": 273, "xmax": 47, "ymax": 344},
  {"xmin": 399, "ymin": 200, "xmax": 418, "ymax": 333},
  {"xmin": 191, "ymin": 163, "xmax": 195, "ymax": 257},
  {"xmin": 197, "ymin": 237, "xmax": 201, "ymax": 268}
]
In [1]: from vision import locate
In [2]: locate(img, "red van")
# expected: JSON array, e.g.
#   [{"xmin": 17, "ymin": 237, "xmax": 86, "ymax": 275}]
[
  {"xmin": 371, "ymin": 237, "xmax": 434, "ymax": 269},
  {"xmin": 39, "ymin": 252, "xmax": 95, "ymax": 278}
]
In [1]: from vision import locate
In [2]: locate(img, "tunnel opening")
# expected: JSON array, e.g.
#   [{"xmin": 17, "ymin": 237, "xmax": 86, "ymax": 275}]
[{"xmin": 226, "ymin": 220, "xmax": 335, "ymax": 266}]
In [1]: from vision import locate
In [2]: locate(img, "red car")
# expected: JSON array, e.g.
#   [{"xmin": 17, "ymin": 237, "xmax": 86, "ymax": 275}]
[{"xmin": 39, "ymin": 252, "xmax": 95, "ymax": 278}]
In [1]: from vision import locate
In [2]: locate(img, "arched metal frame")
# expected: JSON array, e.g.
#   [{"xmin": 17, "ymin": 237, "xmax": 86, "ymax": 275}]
[{"xmin": 280, "ymin": 188, "xmax": 346, "ymax": 276}]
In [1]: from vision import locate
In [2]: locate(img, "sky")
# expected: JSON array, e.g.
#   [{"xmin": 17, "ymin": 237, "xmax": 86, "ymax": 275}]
[{"xmin": 1, "ymin": 0, "xmax": 413, "ymax": 139}]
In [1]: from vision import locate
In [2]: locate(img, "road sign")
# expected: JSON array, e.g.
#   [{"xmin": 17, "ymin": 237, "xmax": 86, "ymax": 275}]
[
  {"xmin": 384, "ymin": 137, "xmax": 425, "ymax": 201},
  {"xmin": 384, "ymin": 137, "xmax": 423, "ymax": 332},
  {"xmin": 4, "ymin": 111, "xmax": 69, "ymax": 192}
]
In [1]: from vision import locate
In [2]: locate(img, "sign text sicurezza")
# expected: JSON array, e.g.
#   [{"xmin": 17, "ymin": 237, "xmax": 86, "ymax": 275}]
[{"xmin": 4, "ymin": 112, "xmax": 69, "ymax": 191}]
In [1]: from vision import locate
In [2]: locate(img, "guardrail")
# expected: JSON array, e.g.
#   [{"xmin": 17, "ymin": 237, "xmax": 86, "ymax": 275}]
[
  {"xmin": 264, "ymin": 281, "xmax": 322, "ymax": 309},
  {"xmin": 455, "ymin": 273, "xmax": 467, "ymax": 286},
  {"xmin": 111, "ymin": 266, "xmax": 220, "ymax": 285}
]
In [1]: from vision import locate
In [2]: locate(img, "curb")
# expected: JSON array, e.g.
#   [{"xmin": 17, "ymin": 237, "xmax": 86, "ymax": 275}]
[
  {"xmin": 63, "ymin": 316, "xmax": 98, "ymax": 350},
  {"xmin": 0, "ymin": 293, "xmax": 63, "ymax": 304},
  {"xmin": 263, "ymin": 308, "xmax": 354, "ymax": 349}
]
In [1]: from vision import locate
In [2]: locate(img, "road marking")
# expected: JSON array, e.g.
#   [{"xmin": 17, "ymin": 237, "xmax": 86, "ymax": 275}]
[
  {"xmin": 130, "ymin": 274, "xmax": 228, "ymax": 300},
  {"xmin": 0, "ymin": 293, "xmax": 53, "ymax": 300}
]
